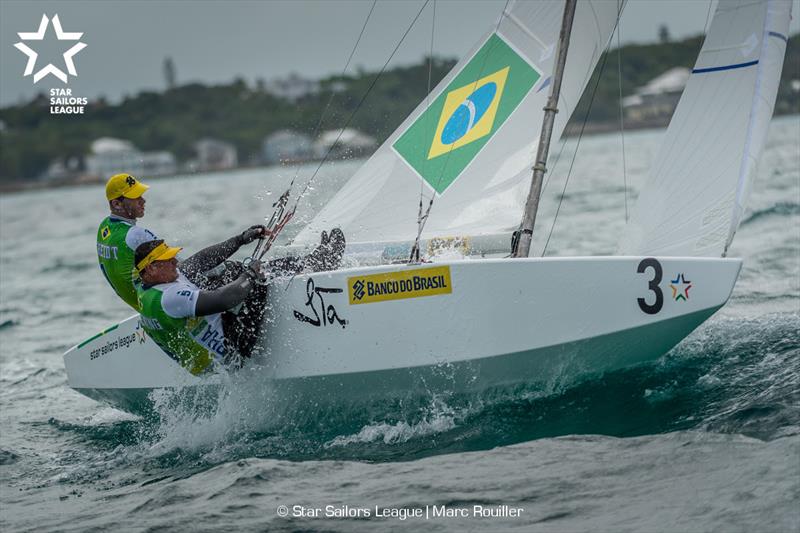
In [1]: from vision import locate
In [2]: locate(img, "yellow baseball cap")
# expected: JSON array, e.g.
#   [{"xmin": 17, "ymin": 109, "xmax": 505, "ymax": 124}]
[
  {"xmin": 105, "ymin": 173, "xmax": 149, "ymax": 201},
  {"xmin": 135, "ymin": 240, "xmax": 183, "ymax": 273}
]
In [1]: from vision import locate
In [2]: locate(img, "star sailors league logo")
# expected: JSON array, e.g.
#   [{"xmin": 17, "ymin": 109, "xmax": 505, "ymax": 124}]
[
  {"xmin": 14, "ymin": 14, "xmax": 87, "ymax": 84},
  {"xmin": 14, "ymin": 14, "xmax": 89, "ymax": 114}
]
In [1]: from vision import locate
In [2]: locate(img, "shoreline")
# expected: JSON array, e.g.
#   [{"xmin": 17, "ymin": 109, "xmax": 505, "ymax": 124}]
[
  {"xmin": 3, "ymin": 112, "xmax": 797, "ymax": 195},
  {"xmin": 0, "ymin": 122, "xmax": 669, "ymax": 196}
]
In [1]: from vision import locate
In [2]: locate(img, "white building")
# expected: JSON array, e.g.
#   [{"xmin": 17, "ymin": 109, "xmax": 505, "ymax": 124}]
[
  {"xmin": 262, "ymin": 130, "xmax": 314, "ymax": 164},
  {"xmin": 85, "ymin": 136, "xmax": 177, "ymax": 178},
  {"xmin": 193, "ymin": 138, "xmax": 238, "ymax": 171},
  {"xmin": 314, "ymin": 128, "xmax": 377, "ymax": 160},
  {"xmin": 622, "ymin": 67, "xmax": 690, "ymax": 123},
  {"xmin": 265, "ymin": 73, "xmax": 320, "ymax": 102}
]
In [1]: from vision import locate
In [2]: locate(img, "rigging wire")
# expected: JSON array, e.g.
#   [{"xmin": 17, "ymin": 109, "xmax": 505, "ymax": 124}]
[
  {"xmin": 617, "ymin": 0, "xmax": 629, "ymax": 222},
  {"xmin": 255, "ymin": 0, "xmax": 431, "ymax": 260},
  {"xmin": 409, "ymin": 0, "xmax": 511, "ymax": 262},
  {"xmin": 251, "ymin": 0, "xmax": 377, "ymax": 260},
  {"xmin": 410, "ymin": 0, "xmax": 437, "ymax": 263},
  {"xmin": 291, "ymin": 0, "xmax": 431, "ymax": 214},
  {"xmin": 541, "ymin": 11, "xmax": 622, "ymax": 257},
  {"xmin": 292, "ymin": 0, "xmax": 378, "ymax": 189}
]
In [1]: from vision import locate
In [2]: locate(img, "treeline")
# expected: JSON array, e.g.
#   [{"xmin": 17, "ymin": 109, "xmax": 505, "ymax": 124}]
[{"xmin": 1, "ymin": 33, "xmax": 797, "ymax": 182}]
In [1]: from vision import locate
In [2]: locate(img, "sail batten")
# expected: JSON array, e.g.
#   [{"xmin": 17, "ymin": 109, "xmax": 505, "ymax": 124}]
[{"xmin": 619, "ymin": 0, "xmax": 791, "ymax": 258}]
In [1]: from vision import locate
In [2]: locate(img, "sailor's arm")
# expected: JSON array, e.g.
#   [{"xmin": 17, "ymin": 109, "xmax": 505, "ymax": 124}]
[
  {"xmin": 180, "ymin": 225, "xmax": 266, "ymax": 278},
  {"xmin": 194, "ymin": 260, "xmax": 266, "ymax": 316}
]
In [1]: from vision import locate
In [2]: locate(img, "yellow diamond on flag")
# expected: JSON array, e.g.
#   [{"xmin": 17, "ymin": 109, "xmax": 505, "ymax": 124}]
[
  {"xmin": 101, "ymin": 226, "xmax": 111, "ymax": 240},
  {"xmin": 393, "ymin": 34, "xmax": 540, "ymax": 194},
  {"xmin": 427, "ymin": 66, "xmax": 510, "ymax": 160}
]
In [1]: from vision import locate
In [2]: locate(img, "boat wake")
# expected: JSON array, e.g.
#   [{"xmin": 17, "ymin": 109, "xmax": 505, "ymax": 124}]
[{"xmin": 43, "ymin": 310, "xmax": 799, "ymax": 481}]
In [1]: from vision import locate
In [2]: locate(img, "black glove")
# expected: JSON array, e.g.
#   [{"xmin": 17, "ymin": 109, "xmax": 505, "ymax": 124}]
[
  {"xmin": 236, "ymin": 225, "xmax": 266, "ymax": 246},
  {"xmin": 245, "ymin": 258, "xmax": 267, "ymax": 283},
  {"xmin": 304, "ymin": 228, "xmax": 346, "ymax": 272}
]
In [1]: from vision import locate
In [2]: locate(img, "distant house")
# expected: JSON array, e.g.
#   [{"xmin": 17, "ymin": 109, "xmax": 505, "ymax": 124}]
[
  {"xmin": 622, "ymin": 67, "xmax": 690, "ymax": 123},
  {"xmin": 85, "ymin": 137, "xmax": 142, "ymax": 177},
  {"xmin": 42, "ymin": 156, "xmax": 81, "ymax": 181},
  {"xmin": 140, "ymin": 151, "xmax": 177, "ymax": 176},
  {"xmin": 85, "ymin": 136, "xmax": 177, "ymax": 178},
  {"xmin": 193, "ymin": 138, "xmax": 238, "ymax": 171},
  {"xmin": 265, "ymin": 73, "xmax": 320, "ymax": 102},
  {"xmin": 314, "ymin": 128, "xmax": 377, "ymax": 160},
  {"xmin": 262, "ymin": 130, "xmax": 314, "ymax": 165}
]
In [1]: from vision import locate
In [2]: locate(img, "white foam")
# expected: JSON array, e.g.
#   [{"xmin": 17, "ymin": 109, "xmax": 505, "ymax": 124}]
[
  {"xmin": 324, "ymin": 398, "xmax": 460, "ymax": 448},
  {"xmin": 144, "ymin": 363, "xmax": 281, "ymax": 458}
]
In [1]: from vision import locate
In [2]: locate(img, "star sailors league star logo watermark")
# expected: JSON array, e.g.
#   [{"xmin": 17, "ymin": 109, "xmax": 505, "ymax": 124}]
[
  {"xmin": 14, "ymin": 14, "xmax": 89, "ymax": 115},
  {"xmin": 15, "ymin": 14, "xmax": 87, "ymax": 84}
]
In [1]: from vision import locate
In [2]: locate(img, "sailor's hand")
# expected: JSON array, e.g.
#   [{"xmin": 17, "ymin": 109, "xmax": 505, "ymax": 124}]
[
  {"xmin": 245, "ymin": 258, "xmax": 267, "ymax": 282},
  {"xmin": 237, "ymin": 225, "xmax": 267, "ymax": 246}
]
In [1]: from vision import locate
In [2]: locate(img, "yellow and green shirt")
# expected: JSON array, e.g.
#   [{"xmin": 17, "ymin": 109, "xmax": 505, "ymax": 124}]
[
  {"xmin": 96, "ymin": 216, "xmax": 158, "ymax": 310},
  {"xmin": 137, "ymin": 274, "xmax": 228, "ymax": 375}
]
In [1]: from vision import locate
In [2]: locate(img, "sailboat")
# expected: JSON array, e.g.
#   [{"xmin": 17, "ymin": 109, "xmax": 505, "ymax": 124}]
[{"xmin": 64, "ymin": 0, "xmax": 791, "ymax": 414}]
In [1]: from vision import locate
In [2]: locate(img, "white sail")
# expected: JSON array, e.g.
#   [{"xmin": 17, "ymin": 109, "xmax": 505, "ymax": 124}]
[
  {"xmin": 619, "ymin": 0, "xmax": 791, "ymax": 257},
  {"xmin": 294, "ymin": 0, "xmax": 624, "ymax": 246}
]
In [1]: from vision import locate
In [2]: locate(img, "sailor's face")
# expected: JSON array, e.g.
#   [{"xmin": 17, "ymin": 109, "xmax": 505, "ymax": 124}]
[
  {"xmin": 125, "ymin": 196, "xmax": 146, "ymax": 218},
  {"xmin": 111, "ymin": 196, "xmax": 146, "ymax": 219},
  {"xmin": 160, "ymin": 257, "xmax": 178, "ymax": 281},
  {"xmin": 148, "ymin": 258, "xmax": 178, "ymax": 283}
]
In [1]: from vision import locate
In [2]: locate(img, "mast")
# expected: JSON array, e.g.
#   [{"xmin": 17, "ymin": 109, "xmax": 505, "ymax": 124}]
[{"xmin": 512, "ymin": 0, "xmax": 577, "ymax": 258}]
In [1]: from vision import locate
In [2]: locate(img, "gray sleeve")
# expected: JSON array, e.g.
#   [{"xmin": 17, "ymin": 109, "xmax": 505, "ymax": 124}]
[
  {"xmin": 179, "ymin": 236, "xmax": 241, "ymax": 279},
  {"xmin": 194, "ymin": 273, "xmax": 252, "ymax": 316}
]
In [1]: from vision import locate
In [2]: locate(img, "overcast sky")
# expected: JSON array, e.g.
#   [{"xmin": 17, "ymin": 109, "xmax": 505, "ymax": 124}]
[{"xmin": 1, "ymin": 0, "xmax": 798, "ymax": 106}]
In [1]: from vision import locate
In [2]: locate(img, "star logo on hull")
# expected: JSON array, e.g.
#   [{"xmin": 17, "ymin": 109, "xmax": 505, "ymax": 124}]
[
  {"xmin": 669, "ymin": 273, "xmax": 692, "ymax": 301},
  {"xmin": 14, "ymin": 14, "xmax": 87, "ymax": 84}
]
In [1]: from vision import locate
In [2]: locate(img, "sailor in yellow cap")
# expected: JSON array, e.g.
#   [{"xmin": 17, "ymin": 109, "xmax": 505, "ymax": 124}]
[
  {"xmin": 135, "ymin": 239, "xmax": 269, "ymax": 374},
  {"xmin": 96, "ymin": 173, "xmax": 160, "ymax": 310}
]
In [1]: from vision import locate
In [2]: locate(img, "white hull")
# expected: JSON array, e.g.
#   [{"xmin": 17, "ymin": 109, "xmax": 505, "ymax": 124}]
[{"xmin": 64, "ymin": 256, "xmax": 741, "ymax": 414}]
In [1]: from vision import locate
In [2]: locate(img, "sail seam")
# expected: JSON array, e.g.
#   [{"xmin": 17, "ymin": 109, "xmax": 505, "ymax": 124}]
[{"xmin": 505, "ymin": 12, "xmax": 548, "ymax": 50}]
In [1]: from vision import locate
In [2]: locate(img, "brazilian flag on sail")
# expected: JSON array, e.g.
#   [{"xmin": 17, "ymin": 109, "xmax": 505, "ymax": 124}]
[{"xmin": 393, "ymin": 33, "xmax": 540, "ymax": 195}]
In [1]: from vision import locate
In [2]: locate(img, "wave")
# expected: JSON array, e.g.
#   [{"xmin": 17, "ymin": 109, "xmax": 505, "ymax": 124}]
[
  {"xmin": 40, "ymin": 259, "xmax": 94, "ymax": 274},
  {"xmin": 325, "ymin": 398, "xmax": 460, "ymax": 448},
  {"xmin": 741, "ymin": 201, "xmax": 800, "ymax": 225},
  {"xmin": 0, "ymin": 448, "xmax": 19, "ymax": 465}
]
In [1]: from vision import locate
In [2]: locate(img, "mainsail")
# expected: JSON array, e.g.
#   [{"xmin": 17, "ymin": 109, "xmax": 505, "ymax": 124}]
[
  {"xmin": 293, "ymin": 0, "xmax": 624, "ymax": 247},
  {"xmin": 619, "ymin": 0, "xmax": 791, "ymax": 257}
]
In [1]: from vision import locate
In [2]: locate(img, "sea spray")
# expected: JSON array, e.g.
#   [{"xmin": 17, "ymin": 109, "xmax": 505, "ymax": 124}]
[
  {"xmin": 324, "ymin": 396, "xmax": 461, "ymax": 448},
  {"xmin": 145, "ymin": 363, "xmax": 284, "ymax": 458}
]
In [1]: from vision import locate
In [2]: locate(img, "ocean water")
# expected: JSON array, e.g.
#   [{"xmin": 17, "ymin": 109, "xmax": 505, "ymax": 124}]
[{"xmin": 1, "ymin": 116, "xmax": 798, "ymax": 532}]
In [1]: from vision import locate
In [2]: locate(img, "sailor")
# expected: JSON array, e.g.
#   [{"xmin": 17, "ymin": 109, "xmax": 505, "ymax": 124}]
[
  {"xmin": 96, "ymin": 173, "xmax": 159, "ymax": 311},
  {"xmin": 134, "ymin": 236, "xmax": 270, "ymax": 374},
  {"xmin": 134, "ymin": 228, "xmax": 346, "ymax": 374}
]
